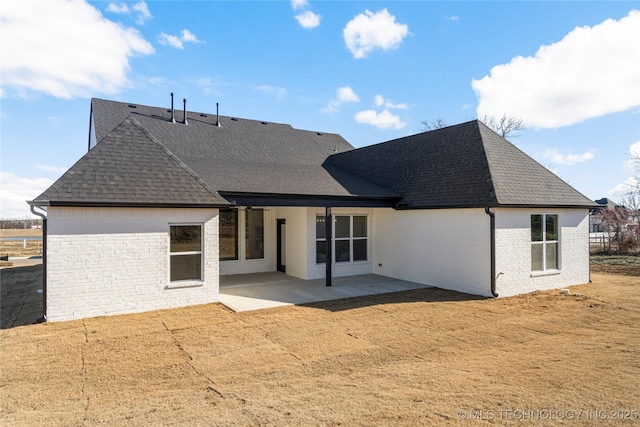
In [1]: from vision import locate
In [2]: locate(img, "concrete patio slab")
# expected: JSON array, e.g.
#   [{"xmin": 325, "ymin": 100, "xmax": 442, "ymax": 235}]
[{"xmin": 219, "ymin": 272, "xmax": 432, "ymax": 312}]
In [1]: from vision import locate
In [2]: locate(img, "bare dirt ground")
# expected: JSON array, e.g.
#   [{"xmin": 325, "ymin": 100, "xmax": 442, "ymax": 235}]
[{"xmin": 1, "ymin": 270, "xmax": 638, "ymax": 426}]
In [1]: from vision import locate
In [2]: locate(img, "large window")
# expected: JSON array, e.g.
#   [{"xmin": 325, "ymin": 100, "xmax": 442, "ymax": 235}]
[
  {"xmin": 245, "ymin": 209, "xmax": 264, "ymax": 260},
  {"xmin": 220, "ymin": 208, "xmax": 238, "ymax": 261},
  {"xmin": 170, "ymin": 225, "xmax": 202, "ymax": 281},
  {"xmin": 219, "ymin": 208, "xmax": 264, "ymax": 261},
  {"xmin": 531, "ymin": 214, "xmax": 559, "ymax": 271},
  {"xmin": 316, "ymin": 215, "xmax": 367, "ymax": 264}
]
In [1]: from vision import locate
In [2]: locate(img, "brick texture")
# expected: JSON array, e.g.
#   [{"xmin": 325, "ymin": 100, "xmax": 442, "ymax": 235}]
[{"xmin": 46, "ymin": 207, "xmax": 219, "ymax": 321}]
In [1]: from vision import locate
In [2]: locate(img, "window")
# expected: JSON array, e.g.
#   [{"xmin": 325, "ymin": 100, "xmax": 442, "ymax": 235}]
[
  {"xmin": 170, "ymin": 225, "xmax": 202, "ymax": 281},
  {"xmin": 316, "ymin": 216, "xmax": 327, "ymax": 264},
  {"xmin": 245, "ymin": 209, "xmax": 264, "ymax": 260},
  {"xmin": 316, "ymin": 215, "xmax": 368, "ymax": 263},
  {"xmin": 219, "ymin": 208, "xmax": 238, "ymax": 261},
  {"xmin": 531, "ymin": 214, "xmax": 559, "ymax": 271}
]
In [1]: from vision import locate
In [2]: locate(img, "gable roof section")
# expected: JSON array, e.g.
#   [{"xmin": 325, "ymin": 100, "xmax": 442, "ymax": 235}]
[
  {"xmin": 327, "ymin": 121, "xmax": 496, "ymax": 208},
  {"xmin": 88, "ymin": 98, "xmax": 399, "ymax": 203},
  {"xmin": 32, "ymin": 116, "xmax": 229, "ymax": 207},
  {"xmin": 328, "ymin": 120, "xmax": 595, "ymax": 209},
  {"xmin": 477, "ymin": 122, "xmax": 596, "ymax": 207},
  {"xmin": 35, "ymin": 99, "xmax": 595, "ymax": 210}
]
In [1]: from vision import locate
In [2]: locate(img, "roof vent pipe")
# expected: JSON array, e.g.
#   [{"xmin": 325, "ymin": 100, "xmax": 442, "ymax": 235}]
[
  {"xmin": 183, "ymin": 98, "xmax": 188, "ymax": 125},
  {"xmin": 216, "ymin": 102, "xmax": 220, "ymax": 127},
  {"xmin": 170, "ymin": 93, "xmax": 176, "ymax": 123}
]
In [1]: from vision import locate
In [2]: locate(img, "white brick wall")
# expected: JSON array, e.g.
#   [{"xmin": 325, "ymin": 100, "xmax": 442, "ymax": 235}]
[
  {"xmin": 45, "ymin": 205, "xmax": 591, "ymax": 321},
  {"xmin": 46, "ymin": 207, "xmax": 219, "ymax": 321},
  {"xmin": 373, "ymin": 208, "xmax": 492, "ymax": 296},
  {"xmin": 495, "ymin": 208, "xmax": 590, "ymax": 297}
]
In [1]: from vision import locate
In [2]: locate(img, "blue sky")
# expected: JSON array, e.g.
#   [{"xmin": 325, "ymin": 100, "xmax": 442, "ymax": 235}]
[{"xmin": 1, "ymin": 0, "xmax": 639, "ymax": 218}]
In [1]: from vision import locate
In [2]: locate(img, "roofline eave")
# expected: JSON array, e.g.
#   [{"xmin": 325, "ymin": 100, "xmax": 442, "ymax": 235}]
[
  {"xmin": 27, "ymin": 200, "xmax": 231, "ymax": 209},
  {"xmin": 395, "ymin": 202, "xmax": 599, "ymax": 210}
]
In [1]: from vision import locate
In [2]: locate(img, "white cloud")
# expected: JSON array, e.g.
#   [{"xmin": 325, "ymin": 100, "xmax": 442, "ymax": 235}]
[
  {"xmin": 295, "ymin": 11, "xmax": 321, "ymax": 29},
  {"xmin": 146, "ymin": 76, "xmax": 167, "ymax": 86},
  {"xmin": 374, "ymin": 94, "xmax": 408, "ymax": 109},
  {"xmin": 337, "ymin": 87, "xmax": 359, "ymax": 103},
  {"xmin": 343, "ymin": 9, "xmax": 409, "ymax": 59},
  {"xmin": 354, "ymin": 109, "xmax": 406, "ymax": 130},
  {"xmin": 33, "ymin": 164, "xmax": 67, "ymax": 173},
  {"xmin": 132, "ymin": 0, "xmax": 151, "ymax": 25},
  {"xmin": 543, "ymin": 149, "xmax": 595, "ymax": 165},
  {"xmin": 181, "ymin": 29, "xmax": 201, "ymax": 43},
  {"xmin": 291, "ymin": 0, "xmax": 308, "ymax": 10},
  {"xmin": 158, "ymin": 29, "xmax": 203, "ymax": 49},
  {"xmin": 630, "ymin": 141, "xmax": 640, "ymax": 159},
  {"xmin": 0, "ymin": 0, "xmax": 154, "ymax": 99},
  {"xmin": 256, "ymin": 85, "xmax": 288, "ymax": 100},
  {"xmin": 106, "ymin": 2, "xmax": 129, "ymax": 14},
  {"xmin": 158, "ymin": 33, "xmax": 183, "ymax": 49},
  {"xmin": 323, "ymin": 86, "xmax": 360, "ymax": 113},
  {"xmin": 608, "ymin": 177, "xmax": 638, "ymax": 200},
  {"xmin": 106, "ymin": 1, "xmax": 151, "ymax": 25},
  {"xmin": 0, "ymin": 172, "xmax": 53, "ymax": 219},
  {"xmin": 473, "ymin": 10, "xmax": 640, "ymax": 129},
  {"xmin": 196, "ymin": 77, "xmax": 224, "ymax": 96}
]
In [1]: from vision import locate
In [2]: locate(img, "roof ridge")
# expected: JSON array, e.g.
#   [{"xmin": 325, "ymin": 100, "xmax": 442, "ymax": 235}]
[
  {"xmin": 125, "ymin": 116, "xmax": 226, "ymax": 203},
  {"xmin": 477, "ymin": 121, "xmax": 594, "ymax": 207},
  {"xmin": 470, "ymin": 120, "xmax": 499, "ymax": 206}
]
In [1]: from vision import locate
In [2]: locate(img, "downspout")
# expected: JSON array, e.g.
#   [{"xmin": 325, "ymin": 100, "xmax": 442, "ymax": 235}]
[
  {"xmin": 30, "ymin": 205, "xmax": 47, "ymax": 322},
  {"xmin": 484, "ymin": 207, "xmax": 499, "ymax": 297}
]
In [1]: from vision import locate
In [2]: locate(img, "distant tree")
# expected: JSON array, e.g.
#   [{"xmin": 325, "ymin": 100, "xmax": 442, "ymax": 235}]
[
  {"xmin": 622, "ymin": 151, "xmax": 640, "ymax": 251},
  {"xmin": 0, "ymin": 219, "xmax": 42, "ymax": 229},
  {"xmin": 420, "ymin": 118, "xmax": 448, "ymax": 132},
  {"xmin": 594, "ymin": 204, "xmax": 637, "ymax": 253},
  {"xmin": 421, "ymin": 114, "xmax": 525, "ymax": 139},
  {"xmin": 481, "ymin": 114, "xmax": 525, "ymax": 139}
]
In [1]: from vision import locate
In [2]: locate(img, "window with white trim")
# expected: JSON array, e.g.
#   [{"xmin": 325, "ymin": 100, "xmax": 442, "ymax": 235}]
[
  {"xmin": 170, "ymin": 225, "xmax": 203, "ymax": 281},
  {"xmin": 316, "ymin": 215, "xmax": 367, "ymax": 263},
  {"xmin": 531, "ymin": 214, "xmax": 559, "ymax": 272}
]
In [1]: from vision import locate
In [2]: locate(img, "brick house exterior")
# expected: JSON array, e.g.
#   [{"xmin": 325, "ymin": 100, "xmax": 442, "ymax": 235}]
[{"xmin": 30, "ymin": 98, "xmax": 596, "ymax": 321}]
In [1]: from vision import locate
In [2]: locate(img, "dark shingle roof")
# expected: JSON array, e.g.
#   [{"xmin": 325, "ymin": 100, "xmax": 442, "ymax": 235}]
[
  {"xmin": 34, "ymin": 99, "xmax": 595, "ymax": 209},
  {"xmin": 33, "ymin": 116, "xmax": 228, "ymax": 206},
  {"xmin": 88, "ymin": 99, "xmax": 398, "ymax": 201},
  {"xmin": 478, "ymin": 122, "xmax": 596, "ymax": 207},
  {"xmin": 328, "ymin": 120, "xmax": 595, "ymax": 208}
]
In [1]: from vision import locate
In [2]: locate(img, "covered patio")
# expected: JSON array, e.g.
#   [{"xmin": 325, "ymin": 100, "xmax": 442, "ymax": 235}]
[{"xmin": 219, "ymin": 272, "xmax": 432, "ymax": 312}]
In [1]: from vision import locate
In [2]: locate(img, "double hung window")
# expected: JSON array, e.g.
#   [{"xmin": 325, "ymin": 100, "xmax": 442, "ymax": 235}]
[
  {"xmin": 531, "ymin": 214, "xmax": 559, "ymax": 271},
  {"xmin": 170, "ymin": 225, "xmax": 202, "ymax": 281}
]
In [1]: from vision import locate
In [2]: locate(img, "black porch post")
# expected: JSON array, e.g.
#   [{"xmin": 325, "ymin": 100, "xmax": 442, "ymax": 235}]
[{"xmin": 325, "ymin": 206, "xmax": 332, "ymax": 287}]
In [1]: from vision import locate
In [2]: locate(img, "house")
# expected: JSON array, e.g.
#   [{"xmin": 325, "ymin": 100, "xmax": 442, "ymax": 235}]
[
  {"xmin": 590, "ymin": 198, "xmax": 619, "ymax": 235},
  {"xmin": 29, "ymin": 98, "xmax": 597, "ymax": 321}
]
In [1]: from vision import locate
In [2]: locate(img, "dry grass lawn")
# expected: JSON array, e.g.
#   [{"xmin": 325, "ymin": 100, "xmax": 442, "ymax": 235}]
[
  {"xmin": 1, "ymin": 272, "xmax": 638, "ymax": 426},
  {"xmin": 0, "ymin": 229, "xmax": 43, "ymax": 258}
]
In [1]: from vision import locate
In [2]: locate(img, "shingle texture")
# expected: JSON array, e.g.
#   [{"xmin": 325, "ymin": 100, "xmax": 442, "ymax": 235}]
[
  {"xmin": 328, "ymin": 120, "xmax": 595, "ymax": 208},
  {"xmin": 34, "ymin": 99, "xmax": 595, "ymax": 209},
  {"xmin": 478, "ymin": 122, "xmax": 595, "ymax": 207},
  {"xmin": 34, "ymin": 116, "xmax": 228, "ymax": 206},
  {"xmin": 91, "ymin": 98, "xmax": 397, "ymax": 199}
]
